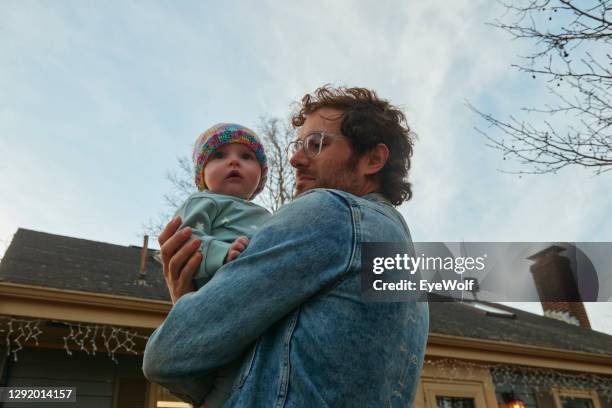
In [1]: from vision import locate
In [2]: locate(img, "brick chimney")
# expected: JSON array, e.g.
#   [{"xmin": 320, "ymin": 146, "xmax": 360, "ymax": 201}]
[{"xmin": 527, "ymin": 245, "xmax": 591, "ymax": 329}]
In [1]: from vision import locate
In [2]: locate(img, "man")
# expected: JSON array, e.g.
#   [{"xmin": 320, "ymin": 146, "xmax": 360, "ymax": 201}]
[{"xmin": 143, "ymin": 85, "xmax": 429, "ymax": 407}]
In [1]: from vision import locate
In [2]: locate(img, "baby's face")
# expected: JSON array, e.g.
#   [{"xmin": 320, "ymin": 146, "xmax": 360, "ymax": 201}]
[{"xmin": 204, "ymin": 143, "xmax": 262, "ymax": 200}]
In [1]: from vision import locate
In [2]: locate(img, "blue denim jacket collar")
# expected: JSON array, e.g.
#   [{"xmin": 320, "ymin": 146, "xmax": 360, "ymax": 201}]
[{"xmin": 364, "ymin": 191, "xmax": 393, "ymax": 205}]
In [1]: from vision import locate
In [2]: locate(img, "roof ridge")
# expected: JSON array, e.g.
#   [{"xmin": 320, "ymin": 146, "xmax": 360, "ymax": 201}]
[{"xmin": 14, "ymin": 228, "xmax": 158, "ymax": 252}]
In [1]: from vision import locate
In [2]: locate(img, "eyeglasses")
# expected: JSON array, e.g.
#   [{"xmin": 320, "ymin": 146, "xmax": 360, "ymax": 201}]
[{"xmin": 287, "ymin": 132, "xmax": 343, "ymax": 158}]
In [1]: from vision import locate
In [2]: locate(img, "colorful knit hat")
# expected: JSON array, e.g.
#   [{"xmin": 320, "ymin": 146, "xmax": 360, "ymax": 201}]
[{"xmin": 193, "ymin": 123, "xmax": 268, "ymax": 198}]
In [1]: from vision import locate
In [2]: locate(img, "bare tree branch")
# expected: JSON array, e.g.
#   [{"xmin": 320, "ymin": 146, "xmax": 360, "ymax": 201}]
[
  {"xmin": 255, "ymin": 116, "xmax": 296, "ymax": 212},
  {"xmin": 142, "ymin": 155, "xmax": 195, "ymax": 239},
  {"xmin": 473, "ymin": 0, "xmax": 611, "ymax": 175}
]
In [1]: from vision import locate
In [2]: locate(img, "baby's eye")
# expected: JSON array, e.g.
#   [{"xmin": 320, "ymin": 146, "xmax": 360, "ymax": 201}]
[
  {"xmin": 212, "ymin": 151, "xmax": 224, "ymax": 159},
  {"xmin": 242, "ymin": 153, "xmax": 255, "ymax": 160}
]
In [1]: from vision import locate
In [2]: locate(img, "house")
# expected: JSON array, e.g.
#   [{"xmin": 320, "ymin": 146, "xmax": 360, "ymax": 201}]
[
  {"xmin": 0, "ymin": 228, "xmax": 611, "ymax": 408},
  {"xmin": 0, "ymin": 229, "xmax": 168, "ymax": 408}
]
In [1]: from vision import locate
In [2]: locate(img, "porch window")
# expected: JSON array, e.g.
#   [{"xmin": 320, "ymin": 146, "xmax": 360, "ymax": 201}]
[
  {"xmin": 560, "ymin": 397, "xmax": 595, "ymax": 408},
  {"xmin": 436, "ymin": 396, "xmax": 476, "ymax": 408},
  {"xmin": 552, "ymin": 388, "xmax": 601, "ymax": 408}
]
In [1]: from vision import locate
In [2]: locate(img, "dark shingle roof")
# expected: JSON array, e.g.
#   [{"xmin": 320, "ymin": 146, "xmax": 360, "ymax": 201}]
[
  {"xmin": 0, "ymin": 228, "xmax": 169, "ymax": 301},
  {"xmin": 1, "ymin": 229, "xmax": 611, "ymax": 356},
  {"xmin": 429, "ymin": 300, "xmax": 612, "ymax": 356}
]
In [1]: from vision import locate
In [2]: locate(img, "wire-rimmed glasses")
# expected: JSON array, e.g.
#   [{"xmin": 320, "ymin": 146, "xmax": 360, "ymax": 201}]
[{"xmin": 287, "ymin": 132, "xmax": 343, "ymax": 158}]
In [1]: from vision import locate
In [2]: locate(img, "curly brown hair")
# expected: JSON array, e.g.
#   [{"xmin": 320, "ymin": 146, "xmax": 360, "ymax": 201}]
[{"xmin": 291, "ymin": 85, "xmax": 415, "ymax": 205}]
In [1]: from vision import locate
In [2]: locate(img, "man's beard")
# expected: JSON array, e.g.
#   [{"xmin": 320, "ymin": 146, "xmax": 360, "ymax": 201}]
[{"xmin": 293, "ymin": 152, "xmax": 362, "ymax": 197}]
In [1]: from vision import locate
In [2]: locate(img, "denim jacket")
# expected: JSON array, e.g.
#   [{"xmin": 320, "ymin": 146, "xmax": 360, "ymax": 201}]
[{"xmin": 143, "ymin": 189, "xmax": 429, "ymax": 407}]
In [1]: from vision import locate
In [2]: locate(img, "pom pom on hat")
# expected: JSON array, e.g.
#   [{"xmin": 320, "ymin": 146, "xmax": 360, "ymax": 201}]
[{"xmin": 193, "ymin": 123, "xmax": 268, "ymax": 198}]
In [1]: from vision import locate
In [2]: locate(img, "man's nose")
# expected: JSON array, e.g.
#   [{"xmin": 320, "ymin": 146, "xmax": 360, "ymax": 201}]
[{"xmin": 289, "ymin": 147, "xmax": 308, "ymax": 169}]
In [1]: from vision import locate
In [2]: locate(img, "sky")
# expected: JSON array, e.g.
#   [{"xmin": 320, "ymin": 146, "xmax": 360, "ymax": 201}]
[{"xmin": 1, "ymin": 1, "xmax": 610, "ymax": 334}]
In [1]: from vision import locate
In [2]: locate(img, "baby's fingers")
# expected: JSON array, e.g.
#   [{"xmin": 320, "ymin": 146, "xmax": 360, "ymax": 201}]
[
  {"xmin": 233, "ymin": 236, "xmax": 250, "ymax": 251},
  {"xmin": 226, "ymin": 249, "xmax": 240, "ymax": 263}
]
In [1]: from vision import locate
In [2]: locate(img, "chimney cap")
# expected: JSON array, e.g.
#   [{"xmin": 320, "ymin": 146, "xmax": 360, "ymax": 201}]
[{"xmin": 526, "ymin": 245, "xmax": 566, "ymax": 261}]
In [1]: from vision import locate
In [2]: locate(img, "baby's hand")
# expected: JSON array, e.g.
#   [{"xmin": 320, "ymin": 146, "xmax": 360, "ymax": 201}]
[{"xmin": 225, "ymin": 236, "xmax": 250, "ymax": 263}]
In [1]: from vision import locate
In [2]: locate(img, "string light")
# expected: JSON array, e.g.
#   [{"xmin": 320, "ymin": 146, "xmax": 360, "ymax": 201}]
[
  {"xmin": 425, "ymin": 359, "xmax": 612, "ymax": 401},
  {"xmin": 0, "ymin": 317, "xmax": 43, "ymax": 362},
  {"xmin": 1, "ymin": 316, "xmax": 148, "ymax": 363},
  {"xmin": 62, "ymin": 322, "xmax": 146, "ymax": 363}
]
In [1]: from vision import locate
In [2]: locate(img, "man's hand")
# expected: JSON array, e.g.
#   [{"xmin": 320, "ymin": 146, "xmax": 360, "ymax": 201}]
[
  {"xmin": 158, "ymin": 217, "xmax": 203, "ymax": 304},
  {"xmin": 225, "ymin": 236, "xmax": 250, "ymax": 263}
]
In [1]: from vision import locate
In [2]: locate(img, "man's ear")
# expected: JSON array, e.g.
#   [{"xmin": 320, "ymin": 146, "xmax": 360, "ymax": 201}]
[{"xmin": 362, "ymin": 143, "xmax": 389, "ymax": 176}]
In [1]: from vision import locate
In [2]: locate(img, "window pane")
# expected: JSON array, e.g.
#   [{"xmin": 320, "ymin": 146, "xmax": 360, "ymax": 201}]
[
  {"xmin": 436, "ymin": 396, "xmax": 476, "ymax": 408},
  {"xmin": 561, "ymin": 397, "xmax": 594, "ymax": 408}
]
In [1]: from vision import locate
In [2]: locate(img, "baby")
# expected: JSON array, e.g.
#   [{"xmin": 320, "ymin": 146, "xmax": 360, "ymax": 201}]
[{"xmin": 173, "ymin": 123, "xmax": 270, "ymax": 407}]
